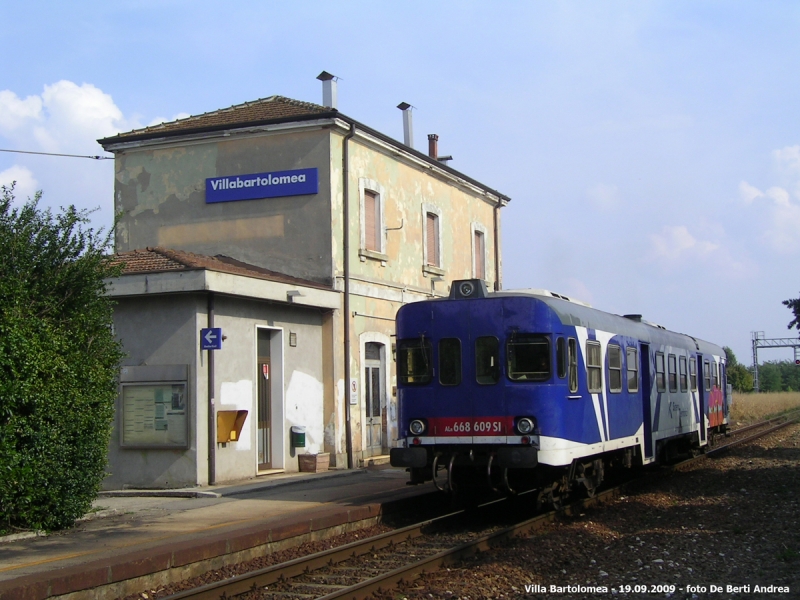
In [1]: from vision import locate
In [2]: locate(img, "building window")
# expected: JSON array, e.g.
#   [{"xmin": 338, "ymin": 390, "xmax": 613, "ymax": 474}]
[
  {"xmin": 359, "ymin": 178, "xmax": 387, "ymax": 261},
  {"xmin": 679, "ymin": 356, "xmax": 688, "ymax": 392},
  {"xmin": 668, "ymin": 354, "xmax": 678, "ymax": 392},
  {"xmin": 426, "ymin": 213, "xmax": 440, "ymax": 266},
  {"xmin": 471, "ymin": 222, "xmax": 488, "ymax": 281},
  {"xmin": 627, "ymin": 347, "xmax": 638, "ymax": 392},
  {"xmin": 586, "ymin": 341, "xmax": 602, "ymax": 393},
  {"xmin": 422, "ymin": 203, "xmax": 444, "ymax": 275},
  {"xmin": 365, "ymin": 191, "xmax": 380, "ymax": 251},
  {"xmin": 608, "ymin": 344, "xmax": 622, "ymax": 393},
  {"xmin": 655, "ymin": 352, "xmax": 666, "ymax": 392}
]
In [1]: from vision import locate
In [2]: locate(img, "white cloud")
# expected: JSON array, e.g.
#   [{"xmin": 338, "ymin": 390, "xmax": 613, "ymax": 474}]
[
  {"xmin": 0, "ymin": 80, "xmax": 138, "ymax": 154},
  {"xmin": 763, "ymin": 188, "xmax": 800, "ymax": 253},
  {"xmin": 772, "ymin": 145, "xmax": 800, "ymax": 172},
  {"xmin": 148, "ymin": 112, "xmax": 191, "ymax": 127},
  {"xmin": 738, "ymin": 178, "xmax": 800, "ymax": 254},
  {"xmin": 0, "ymin": 165, "xmax": 39, "ymax": 201},
  {"xmin": 587, "ymin": 183, "xmax": 620, "ymax": 211},
  {"xmin": 649, "ymin": 225, "xmax": 718, "ymax": 261},
  {"xmin": 0, "ymin": 91, "xmax": 42, "ymax": 132},
  {"xmin": 0, "ymin": 81, "xmax": 142, "ymax": 230},
  {"xmin": 739, "ymin": 180, "xmax": 764, "ymax": 204}
]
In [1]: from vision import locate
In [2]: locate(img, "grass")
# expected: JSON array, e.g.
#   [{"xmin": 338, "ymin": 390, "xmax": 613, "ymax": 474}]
[{"xmin": 730, "ymin": 391, "xmax": 800, "ymax": 424}]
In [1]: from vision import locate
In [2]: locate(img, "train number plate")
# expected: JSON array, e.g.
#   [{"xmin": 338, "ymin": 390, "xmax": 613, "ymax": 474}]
[{"xmin": 429, "ymin": 417, "xmax": 512, "ymax": 436}]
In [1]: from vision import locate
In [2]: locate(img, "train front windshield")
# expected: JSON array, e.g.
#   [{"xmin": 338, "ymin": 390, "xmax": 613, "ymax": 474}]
[{"xmin": 397, "ymin": 338, "xmax": 433, "ymax": 384}]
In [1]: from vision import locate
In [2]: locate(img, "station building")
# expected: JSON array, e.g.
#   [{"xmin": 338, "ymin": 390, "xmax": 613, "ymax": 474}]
[{"xmin": 98, "ymin": 74, "xmax": 510, "ymax": 489}]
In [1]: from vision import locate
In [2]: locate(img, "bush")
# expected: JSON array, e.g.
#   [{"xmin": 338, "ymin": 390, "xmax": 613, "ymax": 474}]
[{"xmin": 0, "ymin": 185, "xmax": 123, "ymax": 531}]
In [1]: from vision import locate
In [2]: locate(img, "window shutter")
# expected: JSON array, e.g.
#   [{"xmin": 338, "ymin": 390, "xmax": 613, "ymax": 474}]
[
  {"xmin": 365, "ymin": 191, "xmax": 378, "ymax": 251},
  {"xmin": 474, "ymin": 231, "xmax": 485, "ymax": 279},
  {"xmin": 426, "ymin": 213, "xmax": 439, "ymax": 266}
]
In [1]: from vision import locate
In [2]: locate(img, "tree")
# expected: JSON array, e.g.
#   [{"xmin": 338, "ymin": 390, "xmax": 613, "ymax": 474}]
[
  {"xmin": 784, "ymin": 294, "xmax": 800, "ymax": 331},
  {"xmin": 724, "ymin": 346, "xmax": 753, "ymax": 392},
  {"xmin": 0, "ymin": 184, "xmax": 123, "ymax": 532}
]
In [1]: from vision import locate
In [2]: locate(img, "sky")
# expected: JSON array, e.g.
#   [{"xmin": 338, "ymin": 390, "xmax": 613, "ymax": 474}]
[{"xmin": 1, "ymin": 1, "xmax": 799, "ymax": 366}]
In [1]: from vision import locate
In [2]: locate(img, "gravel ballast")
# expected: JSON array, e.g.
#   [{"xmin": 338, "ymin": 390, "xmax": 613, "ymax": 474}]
[{"xmin": 378, "ymin": 423, "xmax": 800, "ymax": 600}]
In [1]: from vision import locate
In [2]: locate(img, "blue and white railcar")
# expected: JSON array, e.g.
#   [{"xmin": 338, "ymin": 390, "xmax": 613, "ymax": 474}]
[{"xmin": 390, "ymin": 280, "xmax": 729, "ymax": 499}]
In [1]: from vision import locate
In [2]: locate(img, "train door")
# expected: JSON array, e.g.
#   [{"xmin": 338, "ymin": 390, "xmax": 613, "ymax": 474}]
[
  {"xmin": 364, "ymin": 342, "xmax": 385, "ymax": 456},
  {"xmin": 697, "ymin": 355, "xmax": 706, "ymax": 443},
  {"xmin": 640, "ymin": 343, "xmax": 653, "ymax": 460},
  {"xmin": 257, "ymin": 330, "xmax": 272, "ymax": 470}
]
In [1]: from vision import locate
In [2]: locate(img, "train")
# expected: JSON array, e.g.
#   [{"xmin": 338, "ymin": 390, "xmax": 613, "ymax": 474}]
[{"xmin": 390, "ymin": 279, "xmax": 729, "ymax": 505}]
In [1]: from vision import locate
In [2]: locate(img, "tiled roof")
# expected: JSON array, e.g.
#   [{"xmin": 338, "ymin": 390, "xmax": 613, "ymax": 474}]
[
  {"xmin": 99, "ymin": 96, "xmax": 332, "ymax": 144},
  {"xmin": 111, "ymin": 247, "xmax": 329, "ymax": 290}
]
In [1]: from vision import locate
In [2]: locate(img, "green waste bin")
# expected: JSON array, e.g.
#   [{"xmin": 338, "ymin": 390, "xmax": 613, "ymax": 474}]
[{"xmin": 290, "ymin": 426, "xmax": 306, "ymax": 448}]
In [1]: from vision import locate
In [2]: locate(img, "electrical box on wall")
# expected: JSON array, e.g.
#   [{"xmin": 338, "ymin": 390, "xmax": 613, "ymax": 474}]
[{"xmin": 217, "ymin": 410, "xmax": 248, "ymax": 443}]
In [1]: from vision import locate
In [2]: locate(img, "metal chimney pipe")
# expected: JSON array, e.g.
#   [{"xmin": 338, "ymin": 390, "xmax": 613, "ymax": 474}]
[
  {"xmin": 317, "ymin": 71, "xmax": 337, "ymax": 109},
  {"xmin": 427, "ymin": 134, "xmax": 439, "ymax": 159},
  {"xmin": 397, "ymin": 102, "xmax": 413, "ymax": 148}
]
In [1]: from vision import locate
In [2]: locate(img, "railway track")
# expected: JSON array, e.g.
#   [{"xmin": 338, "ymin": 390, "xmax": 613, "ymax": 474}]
[{"xmin": 161, "ymin": 413, "xmax": 800, "ymax": 600}]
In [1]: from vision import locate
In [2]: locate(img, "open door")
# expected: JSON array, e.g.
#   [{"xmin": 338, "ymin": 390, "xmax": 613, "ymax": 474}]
[{"xmin": 257, "ymin": 330, "xmax": 272, "ymax": 470}]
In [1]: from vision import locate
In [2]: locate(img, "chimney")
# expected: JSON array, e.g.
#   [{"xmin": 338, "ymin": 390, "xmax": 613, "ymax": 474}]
[
  {"xmin": 317, "ymin": 71, "xmax": 337, "ymax": 109},
  {"xmin": 397, "ymin": 102, "xmax": 413, "ymax": 148},
  {"xmin": 427, "ymin": 134, "xmax": 438, "ymax": 159}
]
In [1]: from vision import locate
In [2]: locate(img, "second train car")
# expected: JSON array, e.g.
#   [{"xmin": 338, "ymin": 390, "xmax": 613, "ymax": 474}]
[{"xmin": 390, "ymin": 279, "xmax": 729, "ymax": 503}]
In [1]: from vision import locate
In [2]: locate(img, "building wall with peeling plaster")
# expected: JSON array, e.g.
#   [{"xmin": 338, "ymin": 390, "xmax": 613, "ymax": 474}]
[{"xmin": 106, "ymin": 116, "xmax": 505, "ymax": 485}]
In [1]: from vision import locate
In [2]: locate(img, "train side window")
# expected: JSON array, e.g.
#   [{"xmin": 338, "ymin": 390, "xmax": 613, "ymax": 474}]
[
  {"xmin": 556, "ymin": 337, "xmax": 566, "ymax": 379},
  {"xmin": 668, "ymin": 354, "xmax": 678, "ymax": 392},
  {"xmin": 655, "ymin": 352, "xmax": 666, "ymax": 392},
  {"xmin": 713, "ymin": 362, "xmax": 719, "ymax": 389},
  {"xmin": 507, "ymin": 334, "xmax": 551, "ymax": 381},
  {"xmin": 476, "ymin": 336, "xmax": 500, "ymax": 385},
  {"xmin": 586, "ymin": 341, "xmax": 602, "ymax": 393},
  {"xmin": 608, "ymin": 344, "xmax": 622, "ymax": 393},
  {"xmin": 397, "ymin": 338, "xmax": 433, "ymax": 385},
  {"xmin": 568, "ymin": 338, "xmax": 578, "ymax": 392},
  {"xmin": 703, "ymin": 360, "xmax": 711, "ymax": 391},
  {"xmin": 438, "ymin": 338, "xmax": 461, "ymax": 386},
  {"xmin": 679, "ymin": 356, "xmax": 688, "ymax": 392},
  {"xmin": 689, "ymin": 358, "xmax": 697, "ymax": 391},
  {"xmin": 627, "ymin": 347, "xmax": 638, "ymax": 392}
]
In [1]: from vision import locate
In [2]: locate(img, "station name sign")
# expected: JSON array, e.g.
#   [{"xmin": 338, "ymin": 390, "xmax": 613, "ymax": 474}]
[{"xmin": 205, "ymin": 168, "xmax": 318, "ymax": 204}]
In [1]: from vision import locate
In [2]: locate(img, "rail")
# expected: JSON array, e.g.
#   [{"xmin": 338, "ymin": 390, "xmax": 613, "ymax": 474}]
[{"xmin": 162, "ymin": 413, "xmax": 800, "ymax": 600}]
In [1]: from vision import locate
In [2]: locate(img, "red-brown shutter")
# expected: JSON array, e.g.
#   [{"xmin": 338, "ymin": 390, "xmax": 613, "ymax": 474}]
[
  {"xmin": 365, "ymin": 191, "xmax": 378, "ymax": 251},
  {"xmin": 474, "ymin": 231, "xmax": 485, "ymax": 279},
  {"xmin": 426, "ymin": 213, "xmax": 439, "ymax": 266}
]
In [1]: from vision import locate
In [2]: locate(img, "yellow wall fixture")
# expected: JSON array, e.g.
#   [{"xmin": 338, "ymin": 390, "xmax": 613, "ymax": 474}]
[{"xmin": 217, "ymin": 410, "xmax": 248, "ymax": 443}]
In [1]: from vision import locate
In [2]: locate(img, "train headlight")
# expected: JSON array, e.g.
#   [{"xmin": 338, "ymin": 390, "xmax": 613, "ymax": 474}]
[
  {"xmin": 409, "ymin": 419, "xmax": 427, "ymax": 435},
  {"xmin": 516, "ymin": 417, "xmax": 535, "ymax": 435}
]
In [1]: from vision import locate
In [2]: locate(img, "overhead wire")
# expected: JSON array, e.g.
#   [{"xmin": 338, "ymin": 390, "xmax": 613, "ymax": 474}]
[{"xmin": 0, "ymin": 148, "xmax": 113, "ymax": 160}]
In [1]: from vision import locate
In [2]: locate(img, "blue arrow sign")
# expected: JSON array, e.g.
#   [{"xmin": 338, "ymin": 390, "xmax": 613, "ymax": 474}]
[{"xmin": 200, "ymin": 328, "xmax": 223, "ymax": 350}]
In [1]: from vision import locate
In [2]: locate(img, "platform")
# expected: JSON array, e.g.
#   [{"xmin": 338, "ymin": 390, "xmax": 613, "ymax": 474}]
[{"xmin": 0, "ymin": 466, "xmax": 439, "ymax": 600}]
